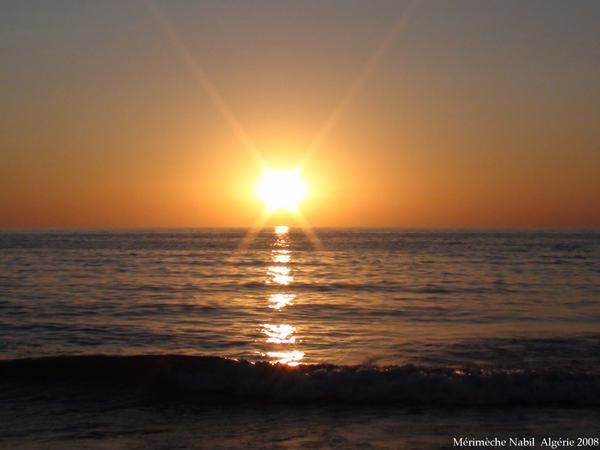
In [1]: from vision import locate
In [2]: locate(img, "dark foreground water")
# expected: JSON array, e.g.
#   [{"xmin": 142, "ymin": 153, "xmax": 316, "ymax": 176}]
[{"xmin": 1, "ymin": 229, "xmax": 599, "ymax": 448}]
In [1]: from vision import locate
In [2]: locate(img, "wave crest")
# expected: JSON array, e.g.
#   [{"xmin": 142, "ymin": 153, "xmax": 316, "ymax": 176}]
[{"xmin": 1, "ymin": 355, "xmax": 599, "ymax": 406}]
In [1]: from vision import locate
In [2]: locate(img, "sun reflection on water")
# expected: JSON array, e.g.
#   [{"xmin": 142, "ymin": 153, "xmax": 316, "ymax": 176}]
[
  {"xmin": 272, "ymin": 250, "xmax": 291, "ymax": 264},
  {"xmin": 274, "ymin": 225, "xmax": 289, "ymax": 235},
  {"xmin": 260, "ymin": 225, "xmax": 305, "ymax": 365},
  {"xmin": 261, "ymin": 323, "xmax": 297, "ymax": 344},
  {"xmin": 268, "ymin": 293, "xmax": 295, "ymax": 310},
  {"xmin": 266, "ymin": 350, "xmax": 305, "ymax": 366},
  {"xmin": 266, "ymin": 266, "xmax": 293, "ymax": 285}
]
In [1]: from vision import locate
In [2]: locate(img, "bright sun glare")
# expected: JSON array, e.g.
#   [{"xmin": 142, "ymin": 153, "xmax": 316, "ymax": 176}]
[{"xmin": 256, "ymin": 169, "xmax": 308, "ymax": 212}]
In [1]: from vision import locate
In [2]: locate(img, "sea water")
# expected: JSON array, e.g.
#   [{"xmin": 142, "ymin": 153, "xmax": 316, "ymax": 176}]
[{"xmin": 1, "ymin": 229, "xmax": 599, "ymax": 448}]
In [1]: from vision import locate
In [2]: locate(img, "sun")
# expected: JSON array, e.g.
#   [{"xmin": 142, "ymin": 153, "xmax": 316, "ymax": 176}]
[{"xmin": 256, "ymin": 168, "xmax": 308, "ymax": 212}]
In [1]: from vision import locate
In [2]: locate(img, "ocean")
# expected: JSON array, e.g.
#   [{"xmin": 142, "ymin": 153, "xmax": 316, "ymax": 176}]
[{"xmin": 1, "ymin": 229, "xmax": 599, "ymax": 449}]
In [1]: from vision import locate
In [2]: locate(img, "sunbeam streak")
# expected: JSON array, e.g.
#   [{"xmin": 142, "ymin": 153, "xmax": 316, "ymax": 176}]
[
  {"xmin": 300, "ymin": 0, "xmax": 419, "ymax": 169},
  {"xmin": 144, "ymin": 0, "xmax": 264, "ymax": 167}
]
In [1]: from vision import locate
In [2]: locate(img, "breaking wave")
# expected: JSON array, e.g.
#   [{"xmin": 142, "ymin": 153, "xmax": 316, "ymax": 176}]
[{"xmin": 1, "ymin": 354, "xmax": 599, "ymax": 406}]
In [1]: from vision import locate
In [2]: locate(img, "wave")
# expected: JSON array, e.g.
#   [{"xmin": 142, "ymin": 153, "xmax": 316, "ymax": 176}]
[
  {"xmin": 239, "ymin": 280, "xmax": 516, "ymax": 295},
  {"xmin": 1, "ymin": 355, "xmax": 599, "ymax": 406}
]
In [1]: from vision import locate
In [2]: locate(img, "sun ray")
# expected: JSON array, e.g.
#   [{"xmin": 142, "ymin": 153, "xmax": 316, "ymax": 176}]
[
  {"xmin": 299, "ymin": 0, "xmax": 419, "ymax": 169},
  {"xmin": 236, "ymin": 208, "xmax": 272, "ymax": 253},
  {"xmin": 290, "ymin": 209, "xmax": 323, "ymax": 251},
  {"xmin": 143, "ymin": 0, "xmax": 264, "ymax": 168}
]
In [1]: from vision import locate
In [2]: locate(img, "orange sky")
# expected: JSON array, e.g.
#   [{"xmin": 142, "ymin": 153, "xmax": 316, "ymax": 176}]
[{"xmin": 1, "ymin": 1, "xmax": 599, "ymax": 228}]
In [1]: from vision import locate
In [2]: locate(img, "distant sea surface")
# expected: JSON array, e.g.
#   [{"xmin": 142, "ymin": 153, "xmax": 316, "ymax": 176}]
[{"xmin": 1, "ymin": 229, "xmax": 600, "ymax": 449}]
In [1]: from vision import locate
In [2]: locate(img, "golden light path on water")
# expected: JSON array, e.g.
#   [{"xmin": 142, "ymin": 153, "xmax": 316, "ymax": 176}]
[
  {"xmin": 268, "ymin": 293, "xmax": 295, "ymax": 310},
  {"xmin": 261, "ymin": 324, "xmax": 297, "ymax": 344},
  {"xmin": 274, "ymin": 225, "xmax": 289, "ymax": 235},
  {"xmin": 260, "ymin": 225, "xmax": 305, "ymax": 366}
]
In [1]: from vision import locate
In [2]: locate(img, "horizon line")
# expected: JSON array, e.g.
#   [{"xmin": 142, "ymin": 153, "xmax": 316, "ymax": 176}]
[{"xmin": 1, "ymin": 226, "xmax": 599, "ymax": 232}]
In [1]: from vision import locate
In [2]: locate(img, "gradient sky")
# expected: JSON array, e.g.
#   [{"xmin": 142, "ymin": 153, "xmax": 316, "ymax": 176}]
[{"xmin": 1, "ymin": 0, "xmax": 599, "ymax": 228}]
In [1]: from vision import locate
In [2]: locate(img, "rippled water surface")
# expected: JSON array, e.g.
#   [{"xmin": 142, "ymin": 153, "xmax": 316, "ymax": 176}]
[{"xmin": 1, "ymin": 229, "xmax": 599, "ymax": 369}]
